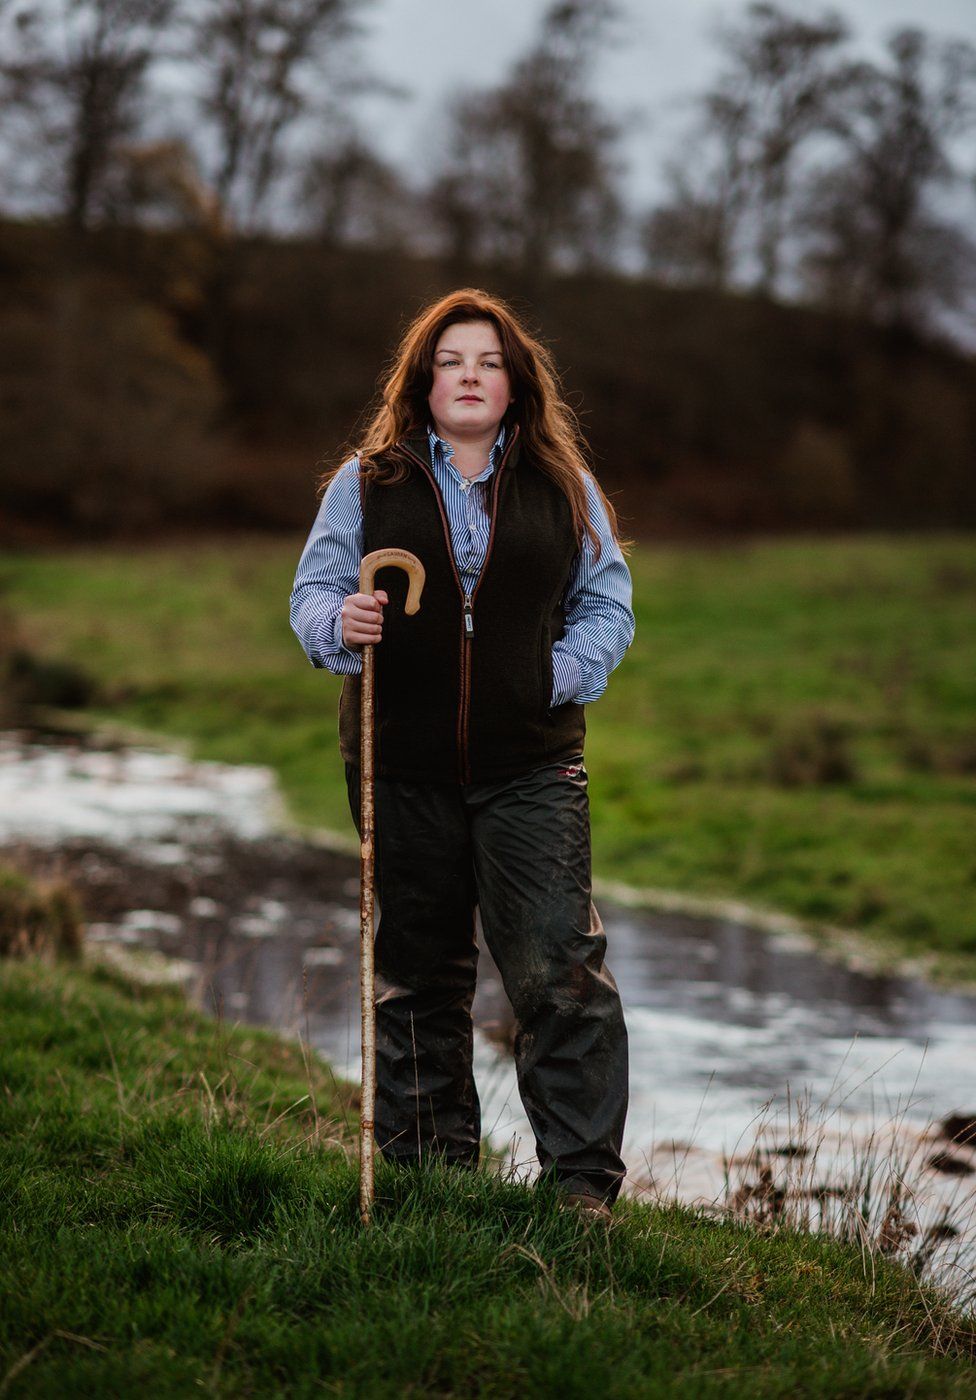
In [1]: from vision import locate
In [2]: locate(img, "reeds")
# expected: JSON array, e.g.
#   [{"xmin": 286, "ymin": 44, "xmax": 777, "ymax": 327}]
[
  {"xmin": 628, "ymin": 1044, "xmax": 976, "ymax": 1332},
  {"xmin": 715, "ymin": 1073, "xmax": 976, "ymax": 1322}
]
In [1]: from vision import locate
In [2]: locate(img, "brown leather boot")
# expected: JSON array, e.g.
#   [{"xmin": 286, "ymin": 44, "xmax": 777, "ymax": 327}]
[{"xmin": 559, "ymin": 1192, "xmax": 612, "ymax": 1224}]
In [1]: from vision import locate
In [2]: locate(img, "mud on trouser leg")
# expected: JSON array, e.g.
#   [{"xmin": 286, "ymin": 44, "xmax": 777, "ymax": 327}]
[{"xmin": 467, "ymin": 756, "xmax": 629, "ymax": 1204}]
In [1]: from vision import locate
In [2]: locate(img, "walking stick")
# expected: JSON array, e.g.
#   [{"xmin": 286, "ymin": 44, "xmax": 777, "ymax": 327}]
[{"xmin": 358, "ymin": 548, "xmax": 425, "ymax": 1225}]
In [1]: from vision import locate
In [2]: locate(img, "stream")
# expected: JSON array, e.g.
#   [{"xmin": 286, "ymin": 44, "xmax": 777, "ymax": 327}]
[{"xmin": 3, "ymin": 727, "xmax": 974, "ymax": 1297}]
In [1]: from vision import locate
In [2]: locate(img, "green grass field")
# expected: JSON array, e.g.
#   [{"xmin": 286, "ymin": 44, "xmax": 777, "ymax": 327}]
[
  {"xmin": 2, "ymin": 954, "xmax": 974, "ymax": 1397},
  {"xmin": 2, "ymin": 531, "xmax": 975, "ymax": 974}
]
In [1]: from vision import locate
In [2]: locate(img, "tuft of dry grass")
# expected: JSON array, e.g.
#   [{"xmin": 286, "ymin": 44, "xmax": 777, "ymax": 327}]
[{"xmin": 0, "ymin": 863, "xmax": 84, "ymax": 959}]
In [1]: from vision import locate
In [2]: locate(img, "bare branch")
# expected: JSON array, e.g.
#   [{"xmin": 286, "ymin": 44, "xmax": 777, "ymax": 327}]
[
  {"xmin": 0, "ymin": 0, "xmax": 177, "ymax": 230},
  {"xmin": 799, "ymin": 27, "xmax": 976, "ymax": 329},
  {"xmin": 186, "ymin": 0, "xmax": 365, "ymax": 231},
  {"xmin": 425, "ymin": 0, "xmax": 625, "ymax": 280}
]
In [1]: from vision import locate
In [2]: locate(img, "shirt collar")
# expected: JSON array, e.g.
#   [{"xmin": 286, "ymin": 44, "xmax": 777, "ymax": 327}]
[{"xmin": 427, "ymin": 421, "xmax": 507, "ymax": 480}]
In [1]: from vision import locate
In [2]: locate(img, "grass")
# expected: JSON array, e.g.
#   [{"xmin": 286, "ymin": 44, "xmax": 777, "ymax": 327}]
[
  {"xmin": 3, "ymin": 952, "xmax": 976, "ymax": 1397},
  {"xmin": 1, "ymin": 531, "xmax": 975, "ymax": 975}
]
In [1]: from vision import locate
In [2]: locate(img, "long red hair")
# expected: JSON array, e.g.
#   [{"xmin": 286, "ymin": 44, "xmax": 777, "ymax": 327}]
[{"xmin": 318, "ymin": 288, "xmax": 629, "ymax": 559}]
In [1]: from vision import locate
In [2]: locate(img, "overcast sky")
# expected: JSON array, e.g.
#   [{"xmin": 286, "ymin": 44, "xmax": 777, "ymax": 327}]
[{"xmin": 352, "ymin": 0, "xmax": 976, "ymax": 208}]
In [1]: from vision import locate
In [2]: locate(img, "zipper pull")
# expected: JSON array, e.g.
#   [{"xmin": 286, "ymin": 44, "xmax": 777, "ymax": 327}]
[{"xmin": 463, "ymin": 594, "xmax": 474, "ymax": 636}]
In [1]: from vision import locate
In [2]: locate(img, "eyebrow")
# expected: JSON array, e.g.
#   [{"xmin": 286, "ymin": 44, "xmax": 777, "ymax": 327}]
[{"xmin": 435, "ymin": 347, "xmax": 504, "ymax": 357}]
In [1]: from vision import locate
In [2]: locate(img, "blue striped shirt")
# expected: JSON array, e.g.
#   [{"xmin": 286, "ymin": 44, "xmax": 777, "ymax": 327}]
[{"xmin": 289, "ymin": 423, "xmax": 635, "ymax": 706}]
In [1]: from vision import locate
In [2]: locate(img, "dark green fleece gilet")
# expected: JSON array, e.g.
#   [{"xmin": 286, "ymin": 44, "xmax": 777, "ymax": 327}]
[{"xmin": 338, "ymin": 424, "xmax": 586, "ymax": 783}]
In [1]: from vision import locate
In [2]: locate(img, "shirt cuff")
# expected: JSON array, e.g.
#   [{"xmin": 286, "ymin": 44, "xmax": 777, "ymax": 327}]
[
  {"xmin": 330, "ymin": 605, "xmax": 363, "ymax": 670},
  {"xmin": 550, "ymin": 646, "xmax": 582, "ymax": 707}
]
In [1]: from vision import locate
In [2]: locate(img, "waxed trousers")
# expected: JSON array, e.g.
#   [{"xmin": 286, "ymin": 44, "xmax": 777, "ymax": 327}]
[{"xmin": 344, "ymin": 754, "xmax": 629, "ymax": 1204}]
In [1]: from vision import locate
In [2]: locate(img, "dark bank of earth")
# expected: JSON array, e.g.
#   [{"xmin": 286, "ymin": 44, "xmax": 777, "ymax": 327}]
[{"xmin": 0, "ymin": 823, "xmax": 517, "ymax": 1049}]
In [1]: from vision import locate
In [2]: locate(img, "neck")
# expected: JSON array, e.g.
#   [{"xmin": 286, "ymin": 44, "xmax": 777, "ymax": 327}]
[{"xmin": 432, "ymin": 422, "xmax": 502, "ymax": 477}]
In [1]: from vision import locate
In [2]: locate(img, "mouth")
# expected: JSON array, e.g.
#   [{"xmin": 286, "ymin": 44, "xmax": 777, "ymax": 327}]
[{"xmin": 456, "ymin": 395, "xmax": 483, "ymax": 402}]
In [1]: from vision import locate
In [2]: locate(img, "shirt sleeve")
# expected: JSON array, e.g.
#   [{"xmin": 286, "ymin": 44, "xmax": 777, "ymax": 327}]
[
  {"xmin": 550, "ymin": 473, "xmax": 635, "ymax": 706},
  {"xmin": 288, "ymin": 457, "xmax": 364, "ymax": 675}
]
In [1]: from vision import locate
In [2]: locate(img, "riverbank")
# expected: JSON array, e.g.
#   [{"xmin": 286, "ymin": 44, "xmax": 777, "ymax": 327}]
[
  {"xmin": 3, "ymin": 706, "xmax": 971, "ymax": 999},
  {"xmin": 3, "ymin": 950, "xmax": 975, "ymax": 1396},
  {"xmin": 2, "ymin": 531, "xmax": 974, "ymax": 979}
]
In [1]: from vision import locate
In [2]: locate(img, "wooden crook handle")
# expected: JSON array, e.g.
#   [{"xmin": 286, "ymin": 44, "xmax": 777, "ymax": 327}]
[{"xmin": 358, "ymin": 548, "xmax": 425, "ymax": 614}]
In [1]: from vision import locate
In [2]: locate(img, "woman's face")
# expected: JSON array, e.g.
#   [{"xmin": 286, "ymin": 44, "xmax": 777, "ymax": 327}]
[{"xmin": 428, "ymin": 320, "xmax": 514, "ymax": 441}]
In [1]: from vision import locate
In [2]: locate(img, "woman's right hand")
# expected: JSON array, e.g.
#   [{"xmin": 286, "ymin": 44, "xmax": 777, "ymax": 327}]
[{"xmin": 341, "ymin": 590, "xmax": 388, "ymax": 648}]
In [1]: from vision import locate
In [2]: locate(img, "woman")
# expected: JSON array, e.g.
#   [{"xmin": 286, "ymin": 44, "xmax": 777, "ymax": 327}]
[{"xmin": 290, "ymin": 289, "xmax": 634, "ymax": 1219}]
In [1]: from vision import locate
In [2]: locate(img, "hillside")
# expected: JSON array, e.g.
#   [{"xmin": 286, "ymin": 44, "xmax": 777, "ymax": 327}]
[{"xmin": 2, "ymin": 217, "xmax": 974, "ymax": 539}]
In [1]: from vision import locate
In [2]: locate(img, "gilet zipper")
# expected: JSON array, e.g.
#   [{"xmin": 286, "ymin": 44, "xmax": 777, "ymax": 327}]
[{"xmin": 399, "ymin": 424, "xmax": 519, "ymax": 783}]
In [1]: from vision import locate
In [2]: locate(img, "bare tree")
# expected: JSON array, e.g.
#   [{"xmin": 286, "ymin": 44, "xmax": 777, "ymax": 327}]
[
  {"xmin": 642, "ymin": 3, "xmax": 849, "ymax": 296},
  {"xmin": 186, "ymin": 0, "xmax": 364, "ymax": 232},
  {"xmin": 642, "ymin": 93, "xmax": 752, "ymax": 291},
  {"xmin": 710, "ymin": 2, "xmax": 850, "ymax": 295},
  {"xmin": 799, "ymin": 27, "xmax": 976, "ymax": 330},
  {"xmin": 301, "ymin": 119, "xmax": 416, "ymax": 251},
  {"xmin": 0, "ymin": 0, "xmax": 176, "ymax": 232},
  {"xmin": 427, "ymin": 0, "xmax": 624, "ymax": 282}
]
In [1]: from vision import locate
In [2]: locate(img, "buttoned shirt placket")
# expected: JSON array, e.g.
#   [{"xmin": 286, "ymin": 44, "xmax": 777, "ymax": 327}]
[{"xmin": 427, "ymin": 426, "xmax": 502, "ymax": 599}]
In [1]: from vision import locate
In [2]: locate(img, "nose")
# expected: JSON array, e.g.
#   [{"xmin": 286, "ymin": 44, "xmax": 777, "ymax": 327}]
[{"xmin": 460, "ymin": 362, "xmax": 480, "ymax": 383}]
